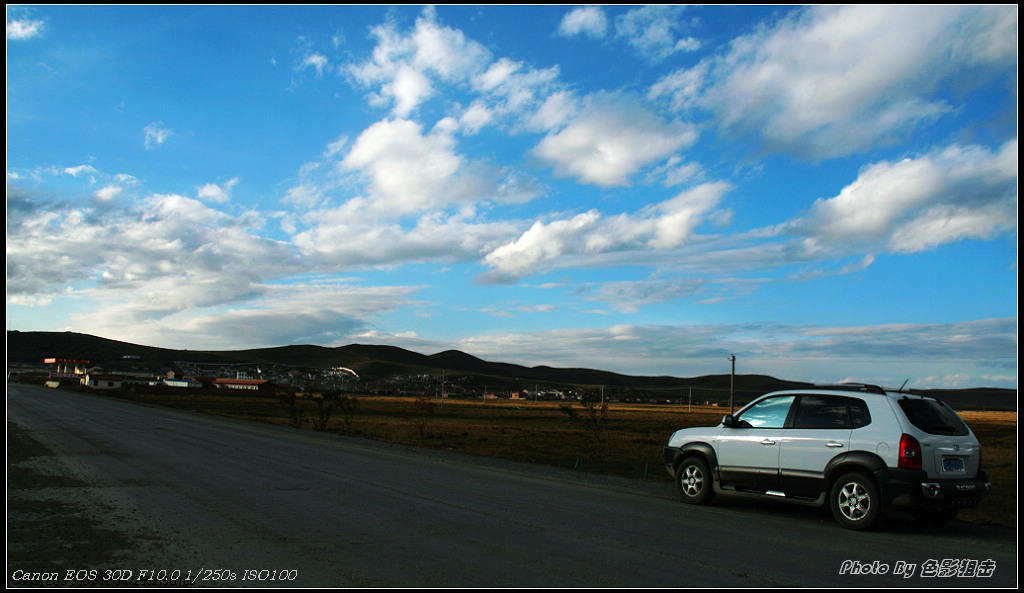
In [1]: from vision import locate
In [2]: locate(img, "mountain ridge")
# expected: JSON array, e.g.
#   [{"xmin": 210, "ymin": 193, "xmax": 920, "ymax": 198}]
[
  {"xmin": 6, "ymin": 330, "xmax": 1016, "ymax": 410},
  {"xmin": 5, "ymin": 330, "xmax": 724, "ymax": 384}
]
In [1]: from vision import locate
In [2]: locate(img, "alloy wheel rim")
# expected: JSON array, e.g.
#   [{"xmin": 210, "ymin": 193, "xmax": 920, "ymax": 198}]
[
  {"xmin": 682, "ymin": 466, "xmax": 704, "ymax": 497},
  {"xmin": 838, "ymin": 482, "xmax": 871, "ymax": 521}
]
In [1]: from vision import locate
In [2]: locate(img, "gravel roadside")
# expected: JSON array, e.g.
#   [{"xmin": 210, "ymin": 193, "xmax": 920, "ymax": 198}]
[{"xmin": 7, "ymin": 419, "xmax": 193, "ymax": 588}]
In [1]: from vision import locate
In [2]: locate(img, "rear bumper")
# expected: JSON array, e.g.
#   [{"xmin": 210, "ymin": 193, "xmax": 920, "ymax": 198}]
[{"xmin": 878, "ymin": 467, "xmax": 991, "ymax": 511}]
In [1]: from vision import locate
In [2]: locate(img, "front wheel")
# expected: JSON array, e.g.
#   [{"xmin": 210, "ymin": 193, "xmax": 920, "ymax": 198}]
[
  {"xmin": 676, "ymin": 456, "xmax": 715, "ymax": 505},
  {"xmin": 830, "ymin": 472, "xmax": 881, "ymax": 530}
]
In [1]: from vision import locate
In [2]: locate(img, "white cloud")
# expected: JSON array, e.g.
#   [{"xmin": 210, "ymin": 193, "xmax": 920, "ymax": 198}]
[
  {"xmin": 482, "ymin": 211, "xmax": 602, "ymax": 281},
  {"xmin": 63, "ymin": 165, "xmax": 100, "ymax": 183},
  {"xmin": 409, "ymin": 12, "xmax": 490, "ymax": 80},
  {"xmin": 793, "ymin": 140, "xmax": 1018, "ymax": 253},
  {"xmin": 470, "ymin": 60, "xmax": 562, "ymax": 128},
  {"xmin": 592, "ymin": 279, "xmax": 706, "ymax": 313},
  {"xmin": 524, "ymin": 90, "xmax": 579, "ymax": 132},
  {"xmin": 197, "ymin": 178, "xmax": 240, "ymax": 203},
  {"xmin": 346, "ymin": 8, "xmax": 565, "ymax": 129},
  {"xmin": 475, "ymin": 57, "xmax": 521, "ymax": 92},
  {"xmin": 532, "ymin": 96, "xmax": 698, "ymax": 186},
  {"xmin": 339, "ymin": 117, "xmax": 538, "ymax": 217},
  {"xmin": 143, "ymin": 122, "xmax": 172, "ymax": 150},
  {"xmin": 887, "ymin": 202, "xmax": 1015, "ymax": 254},
  {"xmin": 648, "ymin": 62, "xmax": 708, "ymax": 111},
  {"xmin": 282, "ymin": 183, "xmax": 325, "ymax": 208},
  {"xmin": 74, "ymin": 281, "xmax": 420, "ymax": 350},
  {"xmin": 614, "ymin": 5, "xmax": 700, "ymax": 62},
  {"xmin": 340, "ymin": 118, "xmax": 462, "ymax": 213},
  {"xmin": 94, "ymin": 186, "xmax": 123, "ymax": 202},
  {"xmin": 482, "ymin": 181, "xmax": 732, "ymax": 281},
  {"xmin": 300, "ymin": 52, "xmax": 329, "ymax": 78},
  {"xmin": 6, "ymin": 17, "xmax": 44, "ymax": 40},
  {"xmin": 459, "ymin": 101, "xmax": 493, "ymax": 134},
  {"xmin": 6, "ymin": 190, "xmax": 296, "ymax": 311},
  {"xmin": 292, "ymin": 205, "xmax": 518, "ymax": 268},
  {"xmin": 657, "ymin": 5, "xmax": 1017, "ymax": 158},
  {"xmin": 651, "ymin": 156, "xmax": 704, "ymax": 187},
  {"xmin": 8, "ymin": 176, "xmax": 445, "ymax": 351},
  {"xmin": 386, "ymin": 64, "xmax": 433, "ymax": 117},
  {"xmin": 346, "ymin": 10, "xmax": 491, "ymax": 116},
  {"xmin": 558, "ymin": 6, "xmax": 608, "ymax": 38},
  {"xmin": 642, "ymin": 182, "xmax": 732, "ymax": 249}
]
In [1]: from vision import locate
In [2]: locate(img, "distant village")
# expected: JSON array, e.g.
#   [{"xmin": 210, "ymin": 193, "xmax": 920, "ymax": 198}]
[{"xmin": 11, "ymin": 355, "xmax": 596, "ymax": 402}]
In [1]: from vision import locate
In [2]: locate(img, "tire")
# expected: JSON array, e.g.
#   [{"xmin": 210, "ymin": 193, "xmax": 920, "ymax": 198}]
[
  {"xmin": 910, "ymin": 508, "xmax": 959, "ymax": 525},
  {"xmin": 830, "ymin": 472, "xmax": 881, "ymax": 530},
  {"xmin": 676, "ymin": 456, "xmax": 715, "ymax": 505}
]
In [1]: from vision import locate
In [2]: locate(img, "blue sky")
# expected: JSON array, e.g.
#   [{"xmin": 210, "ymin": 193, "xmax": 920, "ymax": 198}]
[{"xmin": 6, "ymin": 5, "xmax": 1018, "ymax": 389}]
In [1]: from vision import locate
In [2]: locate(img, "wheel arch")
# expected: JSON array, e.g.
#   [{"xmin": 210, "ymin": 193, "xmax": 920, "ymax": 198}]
[
  {"xmin": 671, "ymin": 441, "xmax": 719, "ymax": 473},
  {"xmin": 823, "ymin": 451, "xmax": 888, "ymax": 497}
]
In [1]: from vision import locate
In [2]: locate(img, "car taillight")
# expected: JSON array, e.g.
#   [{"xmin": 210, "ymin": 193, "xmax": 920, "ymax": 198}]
[{"xmin": 899, "ymin": 434, "xmax": 922, "ymax": 469}]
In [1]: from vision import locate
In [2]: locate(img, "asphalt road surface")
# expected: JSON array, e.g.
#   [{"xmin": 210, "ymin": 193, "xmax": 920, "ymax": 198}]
[{"xmin": 7, "ymin": 384, "xmax": 1017, "ymax": 588}]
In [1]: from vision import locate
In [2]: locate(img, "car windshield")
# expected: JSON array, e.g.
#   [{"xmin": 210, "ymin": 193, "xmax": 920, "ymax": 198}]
[{"xmin": 897, "ymin": 398, "xmax": 969, "ymax": 436}]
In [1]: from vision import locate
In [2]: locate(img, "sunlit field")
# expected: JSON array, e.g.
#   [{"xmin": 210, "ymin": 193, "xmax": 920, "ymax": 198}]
[{"xmin": 105, "ymin": 390, "xmax": 1016, "ymax": 528}]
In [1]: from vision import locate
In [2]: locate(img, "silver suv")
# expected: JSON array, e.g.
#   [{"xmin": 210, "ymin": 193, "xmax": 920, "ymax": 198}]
[{"xmin": 663, "ymin": 384, "xmax": 990, "ymax": 530}]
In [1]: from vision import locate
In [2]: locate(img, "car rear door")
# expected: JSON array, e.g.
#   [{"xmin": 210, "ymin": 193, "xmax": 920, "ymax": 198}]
[{"xmin": 778, "ymin": 394, "xmax": 863, "ymax": 498}]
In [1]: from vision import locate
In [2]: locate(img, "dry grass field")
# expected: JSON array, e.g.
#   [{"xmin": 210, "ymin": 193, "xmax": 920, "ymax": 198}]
[
  {"xmin": 117, "ymin": 391, "xmax": 1015, "ymax": 528},
  {"xmin": 955, "ymin": 410, "xmax": 1017, "ymax": 526}
]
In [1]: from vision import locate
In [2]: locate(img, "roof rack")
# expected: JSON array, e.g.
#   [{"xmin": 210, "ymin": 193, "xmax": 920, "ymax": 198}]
[{"xmin": 811, "ymin": 383, "xmax": 887, "ymax": 395}]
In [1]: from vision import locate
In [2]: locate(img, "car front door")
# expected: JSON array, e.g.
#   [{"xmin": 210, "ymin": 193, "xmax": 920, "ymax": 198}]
[{"xmin": 716, "ymin": 395, "xmax": 795, "ymax": 492}]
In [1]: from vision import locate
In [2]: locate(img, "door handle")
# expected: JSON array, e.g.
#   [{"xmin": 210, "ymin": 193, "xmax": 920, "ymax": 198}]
[
  {"xmin": 760, "ymin": 439, "xmax": 776, "ymax": 446},
  {"xmin": 826, "ymin": 442, "xmax": 844, "ymax": 448}
]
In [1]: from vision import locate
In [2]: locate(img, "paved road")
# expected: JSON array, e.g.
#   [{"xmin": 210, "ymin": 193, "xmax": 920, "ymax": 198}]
[{"xmin": 6, "ymin": 384, "xmax": 1017, "ymax": 588}]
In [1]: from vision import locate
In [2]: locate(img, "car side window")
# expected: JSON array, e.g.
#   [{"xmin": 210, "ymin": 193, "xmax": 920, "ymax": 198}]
[
  {"xmin": 792, "ymin": 394, "xmax": 850, "ymax": 429},
  {"xmin": 735, "ymin": 395, "xmax": 795, "ymax": 428},
  {"xmin": 848, "ymin": 398, "xmax": 871, "ymax": 428},
  {"xmin": 790, "ymin": 395, "xmax": 872, "ymax": 429}
]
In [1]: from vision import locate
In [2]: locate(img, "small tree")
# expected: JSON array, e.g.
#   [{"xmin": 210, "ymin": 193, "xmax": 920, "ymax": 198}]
[
  {"xmin": 560, "ymin": 394, "xmax": 610, "ymax": 470},
  {"xmin": 311, "ymin": 389, "xmax": 344, "ymax": 431},
  {"xmin": 278, "ymin": 386, "xmax": 304, "ymax": 428},
  {"xmin": 403, "ymin": 397, "xmax": 436, "ymax": 444},
  {"xmin": 338, "ymin": 394, "xmax": 357, "ymax": 433}
]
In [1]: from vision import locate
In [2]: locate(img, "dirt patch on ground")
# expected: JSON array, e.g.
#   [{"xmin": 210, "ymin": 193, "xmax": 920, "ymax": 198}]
[{"xmin": 6, "ymin": 421, "xmax": 180, "ymax": 588}]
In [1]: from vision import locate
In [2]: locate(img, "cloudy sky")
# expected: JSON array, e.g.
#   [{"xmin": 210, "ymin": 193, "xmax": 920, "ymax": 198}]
[{"xmin": 6, "ymin": 5, "xmax": 1018, "ymax": 389}]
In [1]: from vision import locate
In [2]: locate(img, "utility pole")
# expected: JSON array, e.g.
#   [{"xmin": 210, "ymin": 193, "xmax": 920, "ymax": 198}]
[{"xmin": 729, "ymin": 355, "xmax": 736, "ymax": 413}]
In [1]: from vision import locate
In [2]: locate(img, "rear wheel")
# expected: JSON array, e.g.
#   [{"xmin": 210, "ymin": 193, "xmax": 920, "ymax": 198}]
[
  {"xmin": 830, "ymin": 472, "xmax": 881, "ymax": 530},
  {"xmin": 676, "ymin": 456, "xmax": 715, "ymax": 505}
]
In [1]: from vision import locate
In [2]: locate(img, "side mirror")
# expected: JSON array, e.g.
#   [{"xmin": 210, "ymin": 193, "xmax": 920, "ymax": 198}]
[{"xmin": 722, "ymin": 414, "xmax": 735, "ymax": 427}]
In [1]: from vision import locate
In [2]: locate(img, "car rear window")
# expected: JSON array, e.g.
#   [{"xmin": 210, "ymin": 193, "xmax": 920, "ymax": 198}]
[{"xmin": 897, "ymin": 398, "xmax": 969, "ymax": 436}]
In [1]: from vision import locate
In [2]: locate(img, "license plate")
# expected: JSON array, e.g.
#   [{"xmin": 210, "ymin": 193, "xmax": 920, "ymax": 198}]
[{"xmin": 942, "ymin": 457, "xmax": 965, "ymax": 472}]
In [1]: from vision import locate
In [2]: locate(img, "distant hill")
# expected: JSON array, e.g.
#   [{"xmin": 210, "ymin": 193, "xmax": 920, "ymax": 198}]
[
  {"xmin": 6, "ymin": 330, "xmax": 1016, "ymax": 410},
  {"xmin": 4, "ymin": 331, "xmax": 809, "ymax": 394}
]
